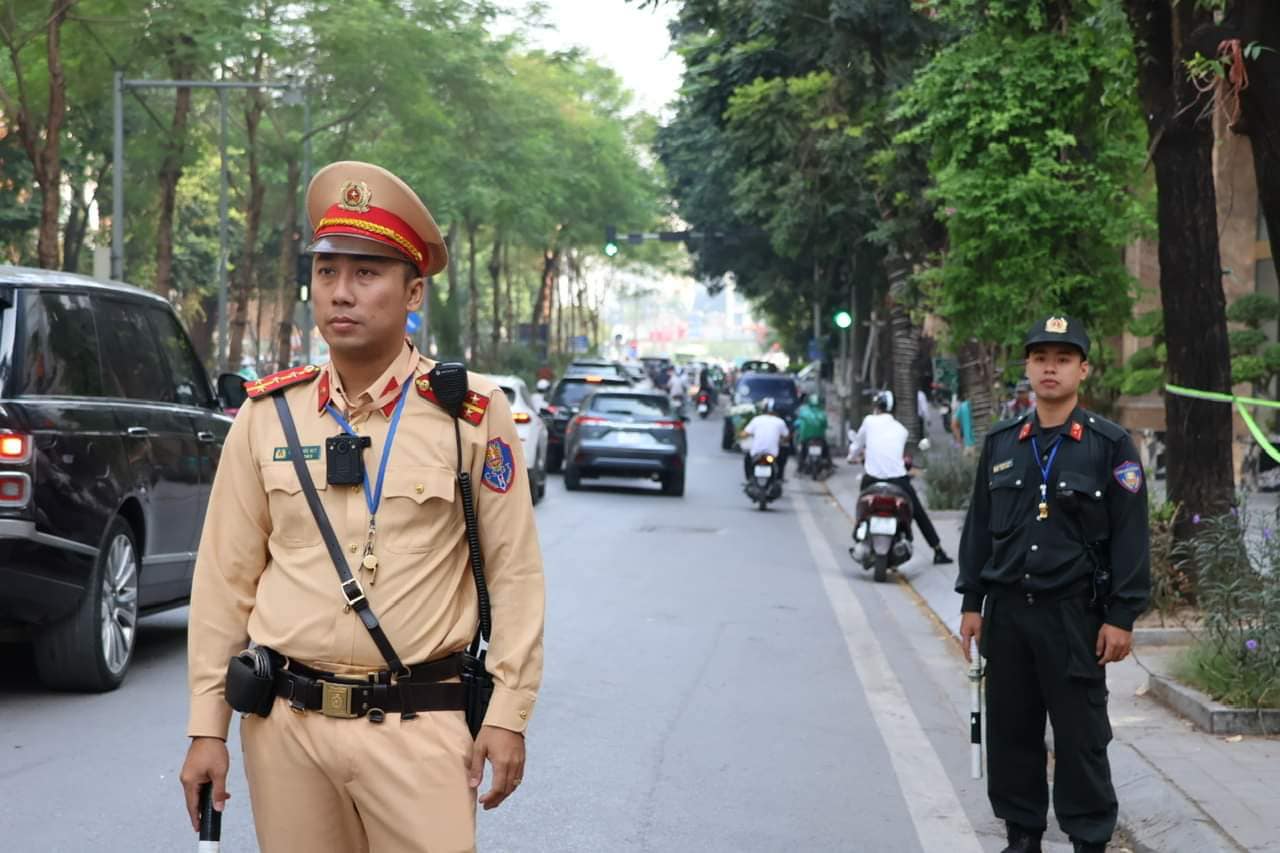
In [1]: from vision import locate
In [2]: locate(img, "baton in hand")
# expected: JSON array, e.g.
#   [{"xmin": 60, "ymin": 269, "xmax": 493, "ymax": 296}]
[
  {"xmin": 198, "ymin": 782, "xmax": 222, "ymax": 852},
  {"xmin": 968, "ymin": 639, "xmax": 983, "ymax": 780}
]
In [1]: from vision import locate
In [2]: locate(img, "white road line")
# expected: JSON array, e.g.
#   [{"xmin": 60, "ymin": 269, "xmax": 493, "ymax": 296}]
[{"xmin": 794, "ymin": 492, "xmax": 985, "ymax": 853}]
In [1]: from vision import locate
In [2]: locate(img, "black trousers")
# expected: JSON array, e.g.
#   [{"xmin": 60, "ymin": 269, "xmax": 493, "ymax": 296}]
[
  {"xmin": 859, "ymin": 474, "xmax": 941, "ymax": 549},
  {"xmin": 982, "ymin": 589, "xmax": 1118, "ymax": 845}
]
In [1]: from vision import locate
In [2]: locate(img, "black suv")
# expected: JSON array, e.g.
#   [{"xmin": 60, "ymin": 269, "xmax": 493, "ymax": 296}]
[
  {"xmin": 0, "ymin": 267, "xmax": 233, "ymax": 690},
  {"xmin": 544, "ymin": 375, "xmax": 631, "ymax": 472},
  {"xmin": 721, "ymin": 372, "xmax": 801, "ymax": 450}
]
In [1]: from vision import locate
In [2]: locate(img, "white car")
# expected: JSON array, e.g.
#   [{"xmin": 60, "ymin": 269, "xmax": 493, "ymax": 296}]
[{"xmin": 488, "ymin": 375, "xmax": 549, "ymax": 504}]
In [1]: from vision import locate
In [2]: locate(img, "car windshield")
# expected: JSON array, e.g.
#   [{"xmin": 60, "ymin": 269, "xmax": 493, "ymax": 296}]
[
  {"xmin": 566, "ymin": 364, "xmax": 625, "ymax": 380},
  {"xmin": 588, "ymin": 394, "xmax": 671, "ymax": 418},
  {"xmin": 739, "ymin": 376, "xmax": 797, "ymax": 404},
  {"xmin": 553, "ymin": 380, "xmax": 626, "ymax": 408},
  {"xmin": 499, "ymin": 386, "xmax": 518, "ymax": 405}
]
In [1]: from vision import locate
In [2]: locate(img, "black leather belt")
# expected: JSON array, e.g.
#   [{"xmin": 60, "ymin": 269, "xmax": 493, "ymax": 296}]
[
  {"xmin": 268, "ymin": 651, "xmax": 468, "ymax": 721},
  {"xmin": 268, "ymin": 650, "xmax": 465, "ymax": 685},
  {"xmin": 989, "ymin": 578, "xmax": 1092, "ymax": 606}
]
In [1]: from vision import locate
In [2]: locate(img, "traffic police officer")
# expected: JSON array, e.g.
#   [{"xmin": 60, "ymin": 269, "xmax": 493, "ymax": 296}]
[
  {"xmin": 957, "ymin": 315, "xmax": 1150, "ymax": 853},
  {"xmin": 179, "ymin": 161, "xmax": 545, "ymax": 852}
]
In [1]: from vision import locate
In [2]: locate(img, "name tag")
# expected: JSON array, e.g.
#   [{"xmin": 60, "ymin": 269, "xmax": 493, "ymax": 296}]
[
  {"xmin": 272, "ymin": 445, "xmax": 320, "ymax": 462},
  {"xmin": 992, "ymin": 459, "xmax": 1013, "ymax": 474}
]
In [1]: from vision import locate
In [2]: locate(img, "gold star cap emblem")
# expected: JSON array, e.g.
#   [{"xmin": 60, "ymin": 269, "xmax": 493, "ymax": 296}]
[
  {"xmin": 338, "ymin": 180, "xmax": 372, "ymax": 213},
  {"xmin": 1045, "ymin": 316, "xmax": 1068, "ymax": 334}
]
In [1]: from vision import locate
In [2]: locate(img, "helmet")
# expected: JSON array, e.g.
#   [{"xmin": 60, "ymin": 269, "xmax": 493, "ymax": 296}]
[
  {"xmin": 760, "ymin": 397, "xmax": 776, "ymax": 414},
  {"xmin": 535, "ymin": 378, "xmax": 551, "ymax": 392},
  {"xmin": 873, "ymin": 392, "xmax": 890, "ymax": 412},
  {"xmin": 807, "ymin": 392, "xmax": 821, "ymax": 407}
]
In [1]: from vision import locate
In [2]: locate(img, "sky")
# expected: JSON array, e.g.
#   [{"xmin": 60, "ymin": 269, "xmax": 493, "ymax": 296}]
[{"xmin": 511, "ymin": 0, "xmax": 684, "ymax": 117}]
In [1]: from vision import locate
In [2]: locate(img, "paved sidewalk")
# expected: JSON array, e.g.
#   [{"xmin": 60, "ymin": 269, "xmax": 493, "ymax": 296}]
[{"xmin": 824, "ymin": 462, "xmax": 1280, "ymax": 853}]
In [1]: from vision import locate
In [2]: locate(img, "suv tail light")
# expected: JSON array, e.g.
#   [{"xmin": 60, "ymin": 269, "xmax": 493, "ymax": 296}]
[
  {"xmin": 0, "ymin": 433, "xmax": 31, "ymax": 464},
  {"xmin": 513, "ymin": 412, "xmax": 532, "ymax": 424},
  {"xmin": 655, "ymin": 420, "xmax": 684, "ymax": 430},
  {"xmin": 0, "ymin": 472, "xmax": 31, "ymax": 507}
]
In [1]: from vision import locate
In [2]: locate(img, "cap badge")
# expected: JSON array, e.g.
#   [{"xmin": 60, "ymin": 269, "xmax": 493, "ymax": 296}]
[
  {"xmin": 1045, "ymin": 316, "xmax": 1069, "ymax": 334},
  {"xmin": 338, "ymin": 180, "xmax": 372, "ymax": 213}
]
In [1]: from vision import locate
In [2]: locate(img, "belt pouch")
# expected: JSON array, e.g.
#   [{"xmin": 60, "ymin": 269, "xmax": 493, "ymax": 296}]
[
  {"xmin": 224, "ymin": 651, "xmax": 276, "ymax": 717},
  {"xmin": 460, "ymin": 651, "xmax": 494, "ymax": 737}
]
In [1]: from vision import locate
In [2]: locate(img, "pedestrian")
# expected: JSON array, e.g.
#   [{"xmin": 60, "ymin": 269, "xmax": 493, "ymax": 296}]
[
  {"xmin": 917, "ymin": 387, "xmax": 932, "ymax": 432},
  {"xmin": 956, "ymin": 315, "xmax": 1150, "ymax": 853},
  {"xmin": 952, "ymin": 386, "xmax": 975, "ymax": 455},
  {"xmin": 848, "ymin": 393, "xmax": 953, "ymax": 565},
  {"xmin": 1002, "ymin": 379, "xmax": 1035, "ymax": 421},
  {"xmin": 179, "ymin": 161, "xmax": 545, "ymax": 853}
]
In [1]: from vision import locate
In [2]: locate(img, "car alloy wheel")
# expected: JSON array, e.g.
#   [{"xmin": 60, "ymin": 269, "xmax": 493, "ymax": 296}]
[{"xmin": 99, "ymin": 532, "xmax": 139, "ymax": 676}]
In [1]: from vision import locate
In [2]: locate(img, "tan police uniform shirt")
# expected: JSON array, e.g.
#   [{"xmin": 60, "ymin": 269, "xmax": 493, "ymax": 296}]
[{"xmin": 186, "ymin": 341, "xmax": 544, "ymax": 739}]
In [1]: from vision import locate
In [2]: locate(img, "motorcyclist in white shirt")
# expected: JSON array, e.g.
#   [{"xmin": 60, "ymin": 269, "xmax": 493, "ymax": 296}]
[
  {"xmin": 740, "ymin": 398, "xmax": 790, "ymax": 481},
  {"xmin": 848, "ymin": 394, "xmax": 954, "ymax": 565},
  {"xmin": 531, "ymin": 377, "xmax": 551, "ymax": 413},
  {"xmin": 667, "ymin": 369, "xmax": 687, "ymax": 417}
]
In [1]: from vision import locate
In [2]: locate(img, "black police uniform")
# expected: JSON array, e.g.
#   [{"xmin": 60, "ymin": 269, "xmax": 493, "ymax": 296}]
[{"xmin": 956, "ymin": 317, "xmax": 1151, "ymax": 851}]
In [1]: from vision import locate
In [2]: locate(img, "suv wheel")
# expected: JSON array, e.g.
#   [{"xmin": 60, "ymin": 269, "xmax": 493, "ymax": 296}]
[
  {"xmin": 662, "ymin": 471, "xmax": 685, "ymax": 497},
  {"xmin": 721, "ymin": 419, "xmax": 735, "ymax": 451},
  {"xmin": 34, "ymin": 517, "xmax": 140, "ymax": 691},
  {"xmin": 563, "ymin": 463, "xmax": 582, "ymax": 491}
]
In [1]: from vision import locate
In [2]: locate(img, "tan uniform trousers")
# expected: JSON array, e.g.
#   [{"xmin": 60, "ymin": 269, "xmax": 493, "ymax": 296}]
[{"xmin": 240, "ymin": 665, "xmax": 476, "ymax": 853}]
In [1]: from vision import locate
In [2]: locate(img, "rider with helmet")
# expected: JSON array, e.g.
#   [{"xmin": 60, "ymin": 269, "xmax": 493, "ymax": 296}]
[
  {"xmin": 794, "ymin": 393, "xmax": 829, "ymax": 468},
  {"xmin": 531, "ymin": 378, "xmax": 551, "ymax": 413},
  {"xmin": 739, "ymin": 397, "xmax": 790, "ymax": 481},
  {"xmin": 849, "ymin": 393, "xmax": 953, "ymax": 565}
]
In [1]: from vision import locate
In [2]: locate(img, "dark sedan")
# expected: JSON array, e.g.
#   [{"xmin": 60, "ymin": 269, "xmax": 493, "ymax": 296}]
[
  {"xmin": 562, "ymin": 391, "xmax": 687, "ymax": 496},
  {"xmin": 543, "ymin": 375, "xmax": 632, "ymax": 471}
]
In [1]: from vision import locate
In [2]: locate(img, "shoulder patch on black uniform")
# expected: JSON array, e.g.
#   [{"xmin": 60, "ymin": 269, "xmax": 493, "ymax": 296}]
[
  {"xmin": 1080, "ymin": 409, "xmax": 1127, "ymax": 442},
  {"xmin": 244, "ymin": 364, "xmax": 320, "ymax": 399}
]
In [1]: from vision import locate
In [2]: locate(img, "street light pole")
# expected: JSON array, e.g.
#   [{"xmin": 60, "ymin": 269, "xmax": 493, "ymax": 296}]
[
  {"xmin": 110, "ymin": 76, "xmax": 298, "ymax": 373},
  {"xmin": 300, "ymin": 94, "xmax": 313, "ymax": 365}
]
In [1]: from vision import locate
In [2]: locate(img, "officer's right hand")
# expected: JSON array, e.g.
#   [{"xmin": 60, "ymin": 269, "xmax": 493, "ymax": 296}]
[
  {"xmin": 959, "ymin": 612, "xmax": 983, "ymax": 663},
  {"xmin": 180, "ymin": 736, "xmax": 230, "ymax": 832}
]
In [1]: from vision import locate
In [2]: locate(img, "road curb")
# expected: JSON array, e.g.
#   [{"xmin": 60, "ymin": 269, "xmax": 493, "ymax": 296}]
[
  {"xmin": 1147, "ymin": 673, "xmax": 1280, "ymax": 736},
  {"xmin": 817, "ymin": 475, "xmax": 1248, "ymax": 853}
]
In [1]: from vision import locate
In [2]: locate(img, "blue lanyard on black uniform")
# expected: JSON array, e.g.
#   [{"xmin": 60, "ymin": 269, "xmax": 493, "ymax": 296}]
[
  {"xmin": 1030, "ymin": 433, "xmax": 1064, "ymax": 520},
  {"xmin": 325, "ymin": 384, "xmax": 410, "ymax": 581}
]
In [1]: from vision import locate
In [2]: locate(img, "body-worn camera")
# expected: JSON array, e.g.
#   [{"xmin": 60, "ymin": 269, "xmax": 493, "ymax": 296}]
[{"xmin": 326, "ymin": 434, "xmax": 371, "ymax": 485}]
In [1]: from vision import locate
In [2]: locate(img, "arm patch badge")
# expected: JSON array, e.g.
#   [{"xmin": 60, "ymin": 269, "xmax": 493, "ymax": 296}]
[
  {"xmin": 482, "ymin": 438, "xmax": 516, "ymax": 494},
  {"xmin": 1114, "ymin": 461, "xmax": 1143, "ymax": 494}
]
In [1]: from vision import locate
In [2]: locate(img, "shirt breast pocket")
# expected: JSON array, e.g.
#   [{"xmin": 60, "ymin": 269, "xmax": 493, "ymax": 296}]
[
  {"xmin": 380, "ymin": 466, "xmax": 460, "ymax": 555},
  {"xmin": 262, "ymin": 462, "xmax": 327, "ymax": 546},
  {"xmin": 1055, "ymin": 470, "xmax": 1108, "ymax": 543},
  {"xmin": 987, "ymin": 465, "xmax": 1027, "ymax": 535}
]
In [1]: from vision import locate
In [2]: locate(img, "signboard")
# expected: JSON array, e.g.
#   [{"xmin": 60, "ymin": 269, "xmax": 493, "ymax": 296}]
[{"xmin": 405, "ymin": 311, "xmax": 422, "ymax": 335}]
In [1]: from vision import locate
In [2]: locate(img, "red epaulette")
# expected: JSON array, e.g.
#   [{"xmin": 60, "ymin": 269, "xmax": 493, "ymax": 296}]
[
  {"xmin": 244, "ymin": 364, "xmax": 321, "ymax": 400},
  {"xmin": 414, "ymin": 375, "xmax": 490, "ymax": 426}
]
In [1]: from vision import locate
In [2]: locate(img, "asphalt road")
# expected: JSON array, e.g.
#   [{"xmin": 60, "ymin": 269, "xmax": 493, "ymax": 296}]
[{"xmin": 1, "ymin": 415, "xmax": 1057, "ymax": 852}]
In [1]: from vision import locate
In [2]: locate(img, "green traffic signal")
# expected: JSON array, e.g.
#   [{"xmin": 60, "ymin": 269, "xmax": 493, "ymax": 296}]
[
  {"xmin": 604, "ymin": 241, "xmax": 619, "ymax": 257},
  {"xmin": 833, "ymin": 310, "xmax": 853, "ymax": 329}
]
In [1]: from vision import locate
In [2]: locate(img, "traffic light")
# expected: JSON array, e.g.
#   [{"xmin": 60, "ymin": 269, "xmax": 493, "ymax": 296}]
[
  {"xmin": 604, "ymin": 225, "xmax": 619, "ymax": 257},
  {"xmin": 833, "ymin": 310, "xmax": 853, "ymax": 329}
]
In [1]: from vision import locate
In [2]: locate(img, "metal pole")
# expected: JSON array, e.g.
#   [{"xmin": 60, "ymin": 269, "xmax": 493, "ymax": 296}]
[
  {"xmin": 301, "ymin": 93, "xmax": 313, "ymax": 365},
  {"xmin": 111, "ymin": 72, "xmax": 124, "ymax": 280},
  {"xmin": 217, "ymin": 89, "xmax": 230, "ymax": 374}
]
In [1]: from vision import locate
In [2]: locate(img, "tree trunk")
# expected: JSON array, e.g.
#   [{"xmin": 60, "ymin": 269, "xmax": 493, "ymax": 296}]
[
  {"xmin": 34, "ymin": 1, "xmax": 69, "ymax": 268},
  {"xmin": 1126, "ymin": 0, "xmax": 1235, "ymax": 538},
  {"xmin": 227, "ymin": 87, "xmax": 267, "ymax": 372},
  {"xmin": 61, "ymin": 169, "xmax": 88, "ymax": 273},
  {"xmin": 887, "ymin": 259, "xmax": 921, "ymax": 444},
  {"xmin": 489, "ymin": 232, "xmax": 502, "ymax": 356},
  {"xmin": 959, "ymin": 340, "xmax": 996, "ymax": 445},
  {"xmin": 155, "ymin": 76, "xmax": 194, "ymax": 296},
  {"xmin": 274, "ymin": 158, "xmax": 302, "ymax": 370},
  {"xmin": 503, "ymin": 241, "xmax": 513, "ymax": 344}
]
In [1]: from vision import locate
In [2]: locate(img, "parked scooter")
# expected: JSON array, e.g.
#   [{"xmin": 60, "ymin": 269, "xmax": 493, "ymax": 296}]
[
  {"xmin": 849, "ymin": 480, "xmax": 915, "ymax": 582},
  {"xmin": 744, "ymin": 453, "xmax": 782, "ymax": 510}
]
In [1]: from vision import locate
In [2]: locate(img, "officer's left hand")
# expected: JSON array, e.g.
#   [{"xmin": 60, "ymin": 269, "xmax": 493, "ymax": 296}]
[
  {"xmin": 469, "ymin": 725, "xmax": 526, "ymax": 810},
  {"xmin": 1096, "ymin": 624, "xmax": 1133, "ymax": 665}
]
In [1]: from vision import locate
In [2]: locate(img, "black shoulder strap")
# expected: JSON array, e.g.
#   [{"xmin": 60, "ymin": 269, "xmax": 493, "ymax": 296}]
[
  {"xmin": 452, "ymin": 417, "xmax": 492, "ymax": 652},
  {"xmin": 272, "ymin": 394, "xmax": 408, "ymax": 677}
]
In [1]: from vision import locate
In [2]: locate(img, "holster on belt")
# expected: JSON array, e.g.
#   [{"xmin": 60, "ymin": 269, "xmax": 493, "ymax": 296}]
[
  {"xmin": 461, "ymin": 650, "xmax": 494, "ymax": 738},
  {"xmin": 224, "ymin": 647, "xmax": 276, "ymax": 717}
]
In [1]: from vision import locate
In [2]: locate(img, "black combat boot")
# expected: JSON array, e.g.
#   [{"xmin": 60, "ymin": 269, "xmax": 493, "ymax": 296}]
[
  {"xmin": 1000, "ymin": 824, "xmax": 1043, "ymax": 853},
  {"xmin": 1071, "ymin": 840, "xmax": 1106, "ymax": 853}
]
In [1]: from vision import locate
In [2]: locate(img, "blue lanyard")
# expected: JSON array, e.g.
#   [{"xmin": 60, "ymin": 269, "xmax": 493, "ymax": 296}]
[
  {"xmin": 325, "ymin": 384, "xmax": 409, "ymax": 517},
  {"xmin": 1030, "ymin": 433, "xmax": 1064, "ymax": 501}
]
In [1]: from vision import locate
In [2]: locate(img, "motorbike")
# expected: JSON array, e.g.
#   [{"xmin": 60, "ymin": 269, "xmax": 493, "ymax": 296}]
[
  {"xmin": 696, "ymin": 390, "xmax": 713, "ymax": 419},
  {"xmin": 796, "ymin": 437, "xmax": 834, "ymax": 480},
  {"xmin": 849, "ymin": 480, "xmax": 915, "ymax": 582},
  {"xmin": 744, "ymin": 453, "xmax": 782, "ymax": 510}
]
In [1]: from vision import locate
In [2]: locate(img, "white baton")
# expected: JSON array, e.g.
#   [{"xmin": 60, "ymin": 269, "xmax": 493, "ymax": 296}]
[{"xmin": 968, "ymin": 639, "xmax": 984, "ymax": 780}]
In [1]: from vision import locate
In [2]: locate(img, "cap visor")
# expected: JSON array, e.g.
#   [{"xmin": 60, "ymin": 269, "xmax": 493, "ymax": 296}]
[{"xmin": 307, "ymin": 234, "xmax": 409, "ymax": 263}]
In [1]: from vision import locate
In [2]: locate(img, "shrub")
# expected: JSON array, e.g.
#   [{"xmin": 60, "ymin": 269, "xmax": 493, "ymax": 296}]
[
  {"xmin": 1147, "ymin": 500, "xmax": 1192, "ymax": 625},
  {"xmin": 1171, "ymin": 506, "xmax": 1280, "ymax": 710},
  {"xmin": 922, "ymin": 444, "xmax": 976, "ymax": 510},
  {"xmin": 1229, "ymin": 328, "xmax": 1268, "ymax": 356}
]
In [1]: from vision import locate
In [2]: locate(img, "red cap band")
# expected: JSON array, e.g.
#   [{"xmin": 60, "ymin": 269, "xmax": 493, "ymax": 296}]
[{"xmin": 313, "ymin": 203, "xmax": 432, "ymax": 275}]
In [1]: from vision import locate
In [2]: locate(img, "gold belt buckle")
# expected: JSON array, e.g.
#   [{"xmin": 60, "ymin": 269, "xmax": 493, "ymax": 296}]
[{"xmin": 320, "ymin": 681, "xmax": 356, "ymax": 718}]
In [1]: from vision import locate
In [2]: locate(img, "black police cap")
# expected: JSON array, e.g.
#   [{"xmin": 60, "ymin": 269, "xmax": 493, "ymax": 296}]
[{"xmin": 1024, "ymin": 315, "xmax": 1090, "ymax": 358}]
